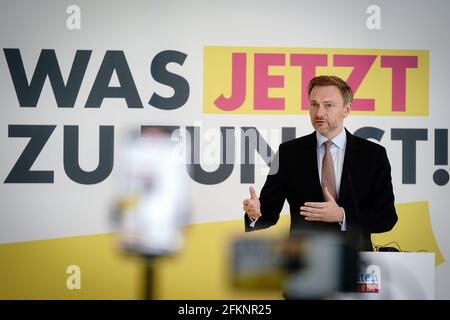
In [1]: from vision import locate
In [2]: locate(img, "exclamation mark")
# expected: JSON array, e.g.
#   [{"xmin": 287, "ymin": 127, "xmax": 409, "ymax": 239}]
[{"xmin": 433, "ymin": 129, "xmax": 449, "ymax": 186}]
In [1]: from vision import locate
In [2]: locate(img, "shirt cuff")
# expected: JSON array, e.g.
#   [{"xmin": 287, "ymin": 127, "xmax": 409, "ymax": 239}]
[
  {"xmin": 339, "ymin": 208, "xmax": 347, "ymax": 231},
  {"xmin": 248, "ymin": 216, "xmax": 258, "ymax": 228}
]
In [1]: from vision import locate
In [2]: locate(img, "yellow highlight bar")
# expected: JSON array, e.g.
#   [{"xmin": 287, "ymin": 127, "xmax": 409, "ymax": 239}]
[{"xmin": 203, "ymin": 46, "xmax": 428, "ymax": 116}]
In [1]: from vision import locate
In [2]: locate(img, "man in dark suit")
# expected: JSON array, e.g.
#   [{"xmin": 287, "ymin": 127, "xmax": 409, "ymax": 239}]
[{"xmin": 243, "ymin": 75, "xmax": 397, "ymax": 251}]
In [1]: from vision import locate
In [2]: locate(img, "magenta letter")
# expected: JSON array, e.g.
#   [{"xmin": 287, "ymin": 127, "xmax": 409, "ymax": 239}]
[
  {"xmin": 214, "ymin": 52, "xmax": 246, "ymax": 111},
  {"xmin": 381, "ymin": 56, "xmax": 418, "ymax": 112},
  {"xmin": 333, "ymin": 55, "xmax": 377, "ymax": 111},
  {"xmin": 254, "ymin": 53, "xmax": 285, "ymax": 110},
  {"xmin": 290, "ymin": 54, "xmax": 327, "ymax": 110}
]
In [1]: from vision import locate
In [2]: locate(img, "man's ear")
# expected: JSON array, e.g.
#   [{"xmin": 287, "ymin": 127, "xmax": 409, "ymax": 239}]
[{"xmin": 344, "ymin": 103, "xmax": 351, "ymax": 117}]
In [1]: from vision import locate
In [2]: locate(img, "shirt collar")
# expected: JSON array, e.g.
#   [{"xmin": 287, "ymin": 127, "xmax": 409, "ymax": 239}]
[{"xmin": 316, "ymin": 128, "xmax": 347, "ymax": 150}]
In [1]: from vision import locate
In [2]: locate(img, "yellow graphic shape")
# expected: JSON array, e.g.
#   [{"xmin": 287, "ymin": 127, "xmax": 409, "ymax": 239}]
[
  {"xmin": 372, "ymin": 201, "xmax": 444, "ymax": 265},
  {"xmin": 0, "ymin": 234, "xmax": 145, "ymax": 299},
  {"xmin": 155, "ymin": 216, "xmax": 290, "ymax": 299},
  {"xmin": 0, "ymin": 218, "xmax": 290, "ymax": 299},
  {"xmin": 203, "ymin": 46, "xmax": 429, "ymax": 116},
  {"xmin": 0, "ymin": 201, "xmax": 443, "ymax": 299}
]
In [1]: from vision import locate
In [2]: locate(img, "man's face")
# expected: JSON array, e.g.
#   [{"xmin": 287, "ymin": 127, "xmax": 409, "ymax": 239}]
[{"xmin": 308, "ymin": 85, "xmax": 351, "ymax": 139}]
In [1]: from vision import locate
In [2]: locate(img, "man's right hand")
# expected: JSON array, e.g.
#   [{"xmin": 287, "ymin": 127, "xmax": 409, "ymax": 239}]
[{"xmin": 243, "ymin": 186, "xmax": 261, "ymax": 220}]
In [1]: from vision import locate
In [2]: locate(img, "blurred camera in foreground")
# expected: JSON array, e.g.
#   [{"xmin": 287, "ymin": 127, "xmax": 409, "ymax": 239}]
[
  {"xmin": 231, "ymin": 230, "xmax": 360, "ymax": 299},
  {"xmin": 112, "ymin": 128, "xmax": 189, "ymax": 257}
]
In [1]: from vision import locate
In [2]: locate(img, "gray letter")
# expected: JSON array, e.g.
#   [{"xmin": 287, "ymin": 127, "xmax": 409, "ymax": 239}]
[
  {"xmin": 354, "ymin": 127, "xmax": 385, "ymax": 141},
  {"xmin": 4, "ymin": 125, "xmax": 56, "ymax": 183},
  {"xmin": 4, "ymin": 49, "xmax": 91, "ymax": 108},
  {"xmin": 391, "ymin": 128, "xmax": 427, "ymax": 184},
  {"xmin": 149, "ymin": 50, "xmax": 189, "ymax": 110},
  {"xmin": 64, "ymin": 125, "xmax": 114, "ymax": 184},
  {"xmin": 85, "ymin": 51, "xmax": 143, "ymax": 108},
  {"xmin": 241, "ymin": 127, "xmax": 277, "ymax": 183},
  {"xmin": 186, "ymin": 126, "xmax": 234, "ymax": 185}
]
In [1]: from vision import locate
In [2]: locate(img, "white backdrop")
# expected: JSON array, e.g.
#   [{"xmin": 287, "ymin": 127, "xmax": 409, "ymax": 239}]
[{"xmin": 1, "ymin": 0, "xmax": 449, "ymax": 298}]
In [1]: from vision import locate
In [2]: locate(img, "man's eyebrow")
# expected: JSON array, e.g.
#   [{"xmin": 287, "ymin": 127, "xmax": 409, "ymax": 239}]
[{"xmin": 309, "ymin": 99, "xmax": 335, "ymax": 104}]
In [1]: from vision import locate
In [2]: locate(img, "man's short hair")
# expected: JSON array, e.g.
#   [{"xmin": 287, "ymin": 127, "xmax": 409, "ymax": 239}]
[{"xmin": 307, "ymin": 75, "xmax": 353, "ymax": 105}]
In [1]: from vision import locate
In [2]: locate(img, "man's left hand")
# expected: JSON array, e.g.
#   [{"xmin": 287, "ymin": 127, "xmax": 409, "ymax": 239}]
[{"xmin": 300, "ymin": 186, "xmax": 344, "ymax": 223}]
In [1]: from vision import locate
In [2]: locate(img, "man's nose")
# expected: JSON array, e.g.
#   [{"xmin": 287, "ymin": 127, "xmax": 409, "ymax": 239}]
[{"xmin": 316, "ymin": 105, "xmax": 326, "ymax": 117}]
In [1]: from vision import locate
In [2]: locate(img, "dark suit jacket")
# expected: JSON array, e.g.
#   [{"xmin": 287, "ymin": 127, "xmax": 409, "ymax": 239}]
[{"xmin": 244, "ymin": 129, "xmax": 398, "ymax": 251}]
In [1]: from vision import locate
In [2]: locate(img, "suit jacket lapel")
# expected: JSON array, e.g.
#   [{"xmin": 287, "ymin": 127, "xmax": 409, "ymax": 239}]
[
  {"xmin": 304, "ymin": 132, "xmax": 323, "ymax": 200},
  {"xmin": 339, "ymin": 128, "xmax": 356, "ymax": 202}
]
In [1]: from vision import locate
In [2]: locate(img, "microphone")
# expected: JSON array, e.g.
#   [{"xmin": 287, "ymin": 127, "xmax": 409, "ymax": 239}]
[{"xmin": 346, "ymin": 172, "xmax": 364, "ymax": 251}]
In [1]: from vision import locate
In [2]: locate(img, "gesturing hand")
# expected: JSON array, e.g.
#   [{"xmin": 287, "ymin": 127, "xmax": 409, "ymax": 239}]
[
  {"xmin": 300, "ymin": 186, "xmax": 344, "ymax": 223},
  {"xmin": 243, "ymin": 186, "xmax": 261, "ymax": 220}
]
